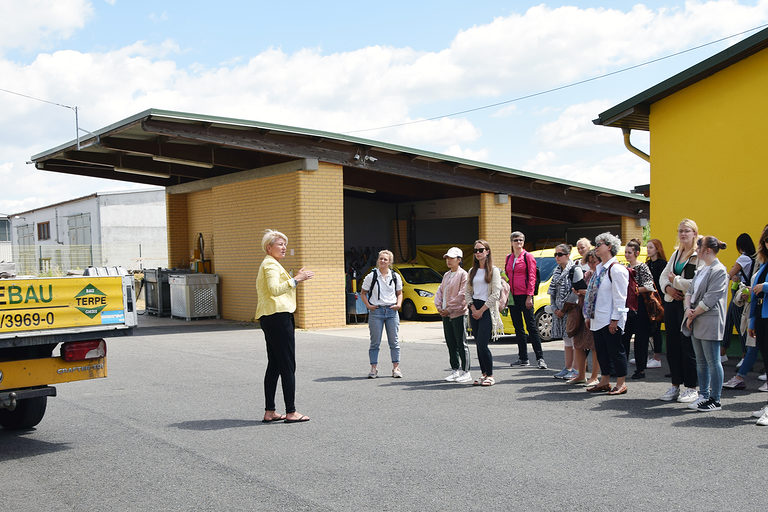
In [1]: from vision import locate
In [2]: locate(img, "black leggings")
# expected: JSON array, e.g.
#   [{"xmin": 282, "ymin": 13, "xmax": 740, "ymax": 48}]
[
  {"xmin": 261, "ymin": 312, "xmax": 297, "ymax": 414},
  {"xmin": 663, "ymin": 299, "xmax": 697, "ymax": 388}
]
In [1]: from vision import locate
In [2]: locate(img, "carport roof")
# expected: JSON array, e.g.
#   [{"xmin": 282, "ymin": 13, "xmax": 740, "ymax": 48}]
[
  {"xmin": 593, "ymin": 26, "xmax": 768, "ymax": 131},
  {"xmin": 31, "ymin": 108, "xmax": 648, "ymax": 217}
]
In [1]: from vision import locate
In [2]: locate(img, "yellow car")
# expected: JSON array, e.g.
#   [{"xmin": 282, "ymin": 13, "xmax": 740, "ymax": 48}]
[
  {"xmin": 500, "ymin": 246, "xmax": 646, "ymax": 341},
  {"xmin": 391, "ymin": 264, "xmax": 443, "ymax": 320}
]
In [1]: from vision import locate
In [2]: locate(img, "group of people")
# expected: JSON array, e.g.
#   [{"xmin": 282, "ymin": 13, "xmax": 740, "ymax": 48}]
[{"xmin": 253, "ymin": 222, "xmax": 768, "ymax": 426}]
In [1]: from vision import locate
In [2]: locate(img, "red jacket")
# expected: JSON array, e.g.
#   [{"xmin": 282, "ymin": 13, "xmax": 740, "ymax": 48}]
[{"xmin": 505, "ymin": 251, "xmax": 536, "ymax": 296}]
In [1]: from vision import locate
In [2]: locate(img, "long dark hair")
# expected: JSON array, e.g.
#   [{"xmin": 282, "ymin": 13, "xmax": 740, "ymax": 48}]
[
  {"xmin": 469, "ymin": 239, "xmax": 493, "ymax": 284},
  {"xmin": 736, "ymin": 233, "xmax": 756, "ymax": 257},
  {"xmin": 758, "ymin": 225, "xmax": 768, "ymax": 264}
]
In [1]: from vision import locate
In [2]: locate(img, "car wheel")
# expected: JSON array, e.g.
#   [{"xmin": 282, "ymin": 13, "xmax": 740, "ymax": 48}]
[
  {"xmin": 535, "ymin": 308, "xmax": 553, "ymax": 342},
  {"xmin": 0, "ymin": 396, "xmax": 47, "ymax": 430},
  {"xmin": 400, "ymin": 299, "xmax": 417, "ymax": 320}
]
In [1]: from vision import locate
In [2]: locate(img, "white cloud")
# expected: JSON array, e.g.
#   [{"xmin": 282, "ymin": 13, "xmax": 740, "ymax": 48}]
[
  {"xmin": 0, "ymin": 0, "xmax": 93, "ymax": 53},
  {"xmin": 535, "ymin": 100, "xmax": 622, "ymax": 149},
  {"xmin": 524, "ymin": 150, "xmax": 650, "ymax": 193},
  {"xmin": 442, "ymin": 145, "xmax": 489, "ymax": 162}
]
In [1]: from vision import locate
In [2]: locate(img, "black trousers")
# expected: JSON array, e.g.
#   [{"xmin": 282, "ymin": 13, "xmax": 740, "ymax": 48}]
[
  {"xmin": 622, "ymin": 299, "xmax": 651, "ymax": 371},
  {"xmin": 594, "ymin": 324, "xmax": 627, "ymax": 379},
  {"xmin": 663, "ymin": 299, "xmax": 697, "ymax": 388},
  {"xmin": 261, "ymin": 312, "xmax": 296, "ymax": 414},
  {"xmin": 510, "ymin": 294, "xmax": 543, "ymax": 361}
]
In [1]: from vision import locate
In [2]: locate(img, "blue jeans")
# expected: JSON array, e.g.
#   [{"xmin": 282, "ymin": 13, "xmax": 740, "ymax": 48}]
[
  {"xmin": 368, "ymin": 307, "xmax": 400, "ymax": 365},
  {"xmin": 737, "ymin": 345, "xmax": 760, "ymax": 378},
  {"xmin": 691, "ymin": 334, "xmax": 723, "ymax": 402}
]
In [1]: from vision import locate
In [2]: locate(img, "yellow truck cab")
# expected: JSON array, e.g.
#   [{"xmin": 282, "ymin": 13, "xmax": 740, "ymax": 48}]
[{"xmin": 0, "ymin": 271, "xmax": 136, "ymax": 429}]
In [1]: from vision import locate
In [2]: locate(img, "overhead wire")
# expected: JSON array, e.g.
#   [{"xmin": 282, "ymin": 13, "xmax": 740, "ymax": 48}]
[{"xmin": 344, "ymin": 22, "xmax": 768, "ymax": 134}]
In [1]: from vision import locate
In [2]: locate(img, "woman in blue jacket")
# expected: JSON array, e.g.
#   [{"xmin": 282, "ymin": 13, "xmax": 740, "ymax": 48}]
[{"xmin": 748, "ymin": 225, "xmax": 768, "ymax": 426}]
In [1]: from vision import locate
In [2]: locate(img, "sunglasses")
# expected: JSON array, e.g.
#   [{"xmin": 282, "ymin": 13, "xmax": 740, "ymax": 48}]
[
  {"xmin": 554, "ymin": 252, "xmax": 568, "ymax": 257},
  {"xmin": 473, "ymin": 248, "xmax": 487, "ymax": 253},
  {"xmin": 594, "ymin": 242, "xmax": 604, "ymax": 248}
]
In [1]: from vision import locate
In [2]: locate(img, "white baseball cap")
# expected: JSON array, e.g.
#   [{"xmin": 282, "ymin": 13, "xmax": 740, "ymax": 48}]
[{"xmin": 443, "ymin": 247, "xmax": 463, "ymax": 258}]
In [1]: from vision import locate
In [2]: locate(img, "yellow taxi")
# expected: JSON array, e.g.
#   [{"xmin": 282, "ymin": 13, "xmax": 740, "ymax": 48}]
[
  {"xmin": 390, "ymin": 264, "xmax": 443, "ymax": 320},
  {"xmin": 500, "ymin": 245, "xmax": 646, "ymax": 341}
]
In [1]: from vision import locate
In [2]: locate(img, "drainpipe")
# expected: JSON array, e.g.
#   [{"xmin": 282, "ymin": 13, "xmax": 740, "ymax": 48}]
[{"xmin": 622, "ymin": 128, "xmax": 650, "ymax": 162}]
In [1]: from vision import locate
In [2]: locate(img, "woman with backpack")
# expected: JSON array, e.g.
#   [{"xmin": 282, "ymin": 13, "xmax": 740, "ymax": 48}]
[
  {"xmin": 658, "ymin": 219, "xmax": 704, "ymax": 404},
  {"xmin": 622, "ymin": 239, "xmax": 656, "ymax": 380},
  {"xmin": 360, "ymin": 250, "xmax": 403, "ymax": 379},
  {"xmin": 465, "ymin": 239, "xmax": 503, "ymax": 386}
]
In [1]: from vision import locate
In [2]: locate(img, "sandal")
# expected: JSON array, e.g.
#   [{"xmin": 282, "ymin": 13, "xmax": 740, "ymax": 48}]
[
  {"xmin": 481, "ymin": 376, "xmax": 495, "ymax": 386},
  {"xmin": 473, "ymin": 375, "xmax": 487, "ymax": 386}
]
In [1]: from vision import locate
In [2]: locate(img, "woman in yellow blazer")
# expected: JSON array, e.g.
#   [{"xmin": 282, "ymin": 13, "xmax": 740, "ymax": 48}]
[{"xmin": 256, "ymin": 229, "xmax": 314, "ymax": 423}]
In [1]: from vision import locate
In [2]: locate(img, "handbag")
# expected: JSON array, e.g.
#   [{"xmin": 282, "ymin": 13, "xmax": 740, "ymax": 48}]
[{"xmin": 641, "ymin": 289, "xmax": 664, "ymax": 322}]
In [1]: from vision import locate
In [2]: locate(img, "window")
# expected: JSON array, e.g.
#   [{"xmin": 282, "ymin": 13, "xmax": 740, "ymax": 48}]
[
  {"xmin": 37, "ymin": 221, "xmax": 51, "ymax": 240},
  {"xmin": 0, "ymin": 218, "xmax": 9, "ymax": 242}
]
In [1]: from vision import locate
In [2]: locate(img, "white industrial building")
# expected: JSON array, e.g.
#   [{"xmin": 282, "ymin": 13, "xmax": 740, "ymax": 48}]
[{"xmin": 10, "ymin": 189, "xmax": 167, "ymax": 274}]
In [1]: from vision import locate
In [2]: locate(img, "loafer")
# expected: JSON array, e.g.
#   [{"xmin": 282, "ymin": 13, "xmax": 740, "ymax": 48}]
[
  {"xmin": 586, "ymin": 383, "xmax": 611, "ymax": 393},
  {"xmin": 631, "ymin": 371, "xmax": 645, "ymax": 380},
  {"xmin": 566, "ymin": 377, "xmax": 587, "ymax": 385}
]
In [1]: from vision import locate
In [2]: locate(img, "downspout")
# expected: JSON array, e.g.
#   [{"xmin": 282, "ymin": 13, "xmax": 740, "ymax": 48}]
[{"xmin": 622, "ymin": 128, "xmax": 650, "ymax": 162}]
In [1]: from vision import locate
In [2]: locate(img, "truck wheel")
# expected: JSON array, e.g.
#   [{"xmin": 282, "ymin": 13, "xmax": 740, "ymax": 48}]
[
  {"xmin": 0, "ymin": 397, "xmax": 47, "ymax": 430},
  {"xmin": 535, "ymin": 308, "xmax": 553, "ymax": 342},
  {"xmin": 400, "ymin": 300, "xmax": 417, "ymax": 320}
]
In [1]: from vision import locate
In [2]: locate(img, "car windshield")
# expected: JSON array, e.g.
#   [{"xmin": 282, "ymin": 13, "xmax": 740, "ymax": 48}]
[
  {"xmin": 398, "ymin": 267, "xmax": 443, "ymax": 285},
  {"xmin": 535, "ymin": 257, "xmax": 558, "ymax": 282}
]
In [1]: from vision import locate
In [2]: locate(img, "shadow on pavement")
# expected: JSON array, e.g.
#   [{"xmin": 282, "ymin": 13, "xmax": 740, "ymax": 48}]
[
  {"xmin": 168, "ymin": 419, "xmax": 264, "ymax": 431},
  {"xmin": 0, "ymin": 430, "xmax": 71, "ymax": 461}
]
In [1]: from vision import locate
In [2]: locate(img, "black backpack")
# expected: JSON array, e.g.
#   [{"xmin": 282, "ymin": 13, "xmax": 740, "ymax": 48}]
[
  {"xmin": 367, "ymin": 268, "xmax": 400, "ymax": 301},
  {"xmin": 506, "ymin": 252, "xmax": 541, "ymax": 295}
]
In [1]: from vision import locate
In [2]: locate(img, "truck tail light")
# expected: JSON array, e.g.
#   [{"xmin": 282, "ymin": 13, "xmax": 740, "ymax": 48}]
[{"xmin": 61, "ymin": 340, "xmax": 107, "ymax": 362}]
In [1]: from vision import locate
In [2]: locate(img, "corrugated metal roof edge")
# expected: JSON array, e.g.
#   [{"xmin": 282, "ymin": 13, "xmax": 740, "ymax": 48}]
[
  {"xmin": 32, "ymin": 108, "xmax": 648, "ymax": 203},
  {"xmin": 594, "ymin": 25, "xmax": 768, "ymax": 126}
]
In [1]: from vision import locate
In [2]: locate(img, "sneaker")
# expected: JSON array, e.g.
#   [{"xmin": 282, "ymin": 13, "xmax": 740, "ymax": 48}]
[
  {"xmin": 659, "ymin": 386, "xmax": 680, "ymax": 402},
  {"xmin": 445, "ymin": 370, "xmax": 460, "ymax": 382},
  {"xmin": 722, "ymin": 376, "xmax": 746, "ymax": 389},
  {"xmin": 736, "ymin": 358, "xmax": 744, "ymax": 369},
  {"xmin": 631, "ymin": 370, "xmax": 645, "ymax": 380},
  {"xmin": 647, "ymin": 358, "xmax": 662, "ymax": 369},
  {"xmin": 720, "ymin": 354, "xmax": 728, "ymax": 363},
  {"xmin": 677, "ymin": 387, "xmax": 699, "ymax": 404},
  {"xmin": 760, "ymin": 382, "xmax": 768, "ymax": 392},
  {"xmin": 696, "ymin": 398, "xmax": 722, "ymax": 411},
  {"xmin": 368, "ymin": 368, "xmax": 378, "ymax": 379},
  {"xmin": 392, "ymin": 367, "xmax": 403, "ymax": 378},
  {"xmin": 537, "ymin": 358, "xmax": 548, "ymax": 370},
  {"xmin": 563, "ymin": 369, "xmax": 578, "ymax": 380},
  {"xmin": 677, "ymin": 387, "xmax": 699, "ymax": 403},
  {"xmin": 512, "ymin": 359, "xmax": 530, "ymax": 367},
  {"xmin": 751, "ymin": 405, "xmax": 768, "ymax": 418},
  {"xmin": 553, "ymin": 368, "xmax": 570, "ymax": 379},
  {"xmin": 629, "ymin": 358, "xmax": 636, "ymax": 365},
  {"xmin": 758, "ymin": 411, "xmax": 768, "ymax": 426},
  {"xmin": 687, "ymin": 395, "xmax": 709, "ymax": 410},
  {"xmin": 455, "ymin": 371, "xmax": 473, "ymax": 383},
  {"xmin": 760, "ymin": 373, "xmax": 767, "ymax": 381}
]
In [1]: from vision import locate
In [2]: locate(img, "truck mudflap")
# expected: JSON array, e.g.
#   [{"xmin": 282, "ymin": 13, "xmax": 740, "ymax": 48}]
[{"xmin": 0, "ymin": 356, "xmax": 107, "ymax": 391}]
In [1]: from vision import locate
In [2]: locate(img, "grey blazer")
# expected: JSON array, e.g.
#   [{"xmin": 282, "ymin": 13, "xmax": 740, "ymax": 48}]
[{"xmin": 685, "ymin": 260, "xmax": 728, "ymax": 340}]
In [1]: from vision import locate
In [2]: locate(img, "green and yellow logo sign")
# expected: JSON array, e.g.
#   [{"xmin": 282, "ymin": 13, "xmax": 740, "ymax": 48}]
[{"xmin": 75, "ymin": 283, "xmax": 107, "ymax": 318}]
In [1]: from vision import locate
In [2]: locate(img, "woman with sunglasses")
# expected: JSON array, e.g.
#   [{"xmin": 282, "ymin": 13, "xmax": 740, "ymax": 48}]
[
  {"xmin": 658, "ymin": 219, "xmax": 703, "ymax": 404},
  {"xmin": 749, "ymin": 226, "xmax": 768, "ymax": 425},
  {"xmin": 465, "ymin": 240, "xmax": 503, "ymax": 386},
  {"xmin": 550, "ymin": 244, "xmax": 579, "ymax": 379}
]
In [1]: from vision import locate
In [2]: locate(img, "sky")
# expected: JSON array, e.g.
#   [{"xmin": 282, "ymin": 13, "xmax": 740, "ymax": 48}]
[{"xmin": 1, "ymin": 0, "xmax": 767, "ymax": 215}]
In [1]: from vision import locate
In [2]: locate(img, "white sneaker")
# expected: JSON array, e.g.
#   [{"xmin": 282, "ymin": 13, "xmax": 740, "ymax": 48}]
[
  {"xmin": 757, "ymin": 411, "xmax": 768, "ymax": 426},
  {"xmin": 445, "ymin": 370, "xmax": 460, "ymax": 382},
  {"xmin": 752, "ymin": 405, "xmax": 768, "ymax": 418},
  {"xmin": 455, "ymin": 371, "xmax": 473, "ymax": 383},
  {"xmin": 736, "ymin": 358, "xmax": 744, "ymax": 369},
  {"xmin": 760, "ymin": 382, "xmax": 768, "ymax": 392},
  {"xmin": 720, "ymin": 354, "xmax": 728, "ymax": 363},
  {"xmin": 687, "ymin": 395, "xmax": 709, "ymax": 410},
  {"xmin": 659, "ymin": 385, "xmax": 680, "ymax": 401},
  {"xmin": 760, "ymin": 373, "xmax": 767, "ymax": 381},
  {"xmin": 629, "ymin": 358, "xmax": 636, "ymax": 365},
  {"xmin": 646, "ymin": 358, "xmax": 662, "ymax": 368},
  {"xmin": 677, "ymin": 387, "xmax": 699, "ymax": 403}
]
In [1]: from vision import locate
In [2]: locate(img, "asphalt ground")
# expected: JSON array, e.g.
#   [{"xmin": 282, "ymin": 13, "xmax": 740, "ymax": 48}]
[{"xmin": 1, "ymin": 314, "xmax": 765, "ymax": 511}]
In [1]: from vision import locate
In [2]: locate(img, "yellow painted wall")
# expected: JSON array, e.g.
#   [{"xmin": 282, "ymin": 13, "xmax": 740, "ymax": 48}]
[
  {"xmin": 650, "ymin": 47, "xmax": 768, "ymax": 268},
  {"xmin": 166, "ymin": 162, "xmax": 346, "ymax": 329}
]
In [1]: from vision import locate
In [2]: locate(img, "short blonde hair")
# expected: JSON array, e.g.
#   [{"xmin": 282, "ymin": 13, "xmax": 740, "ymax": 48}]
[
  {"xmin": 378, "ymin": 249, "xmax": 394, "ymax": 265},
  {"xmin": 262, "ymin": 229, "xmax": 287, "ymax": 254},
  {"xmin": 576, "ymin": 237, "xmax": 592, "ymax": 250}
]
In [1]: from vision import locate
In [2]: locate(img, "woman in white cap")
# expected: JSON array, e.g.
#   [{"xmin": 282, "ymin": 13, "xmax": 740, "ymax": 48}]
[{"xmin": 435, "ymin": 247, "xmax": 472, "ymax": 383}]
